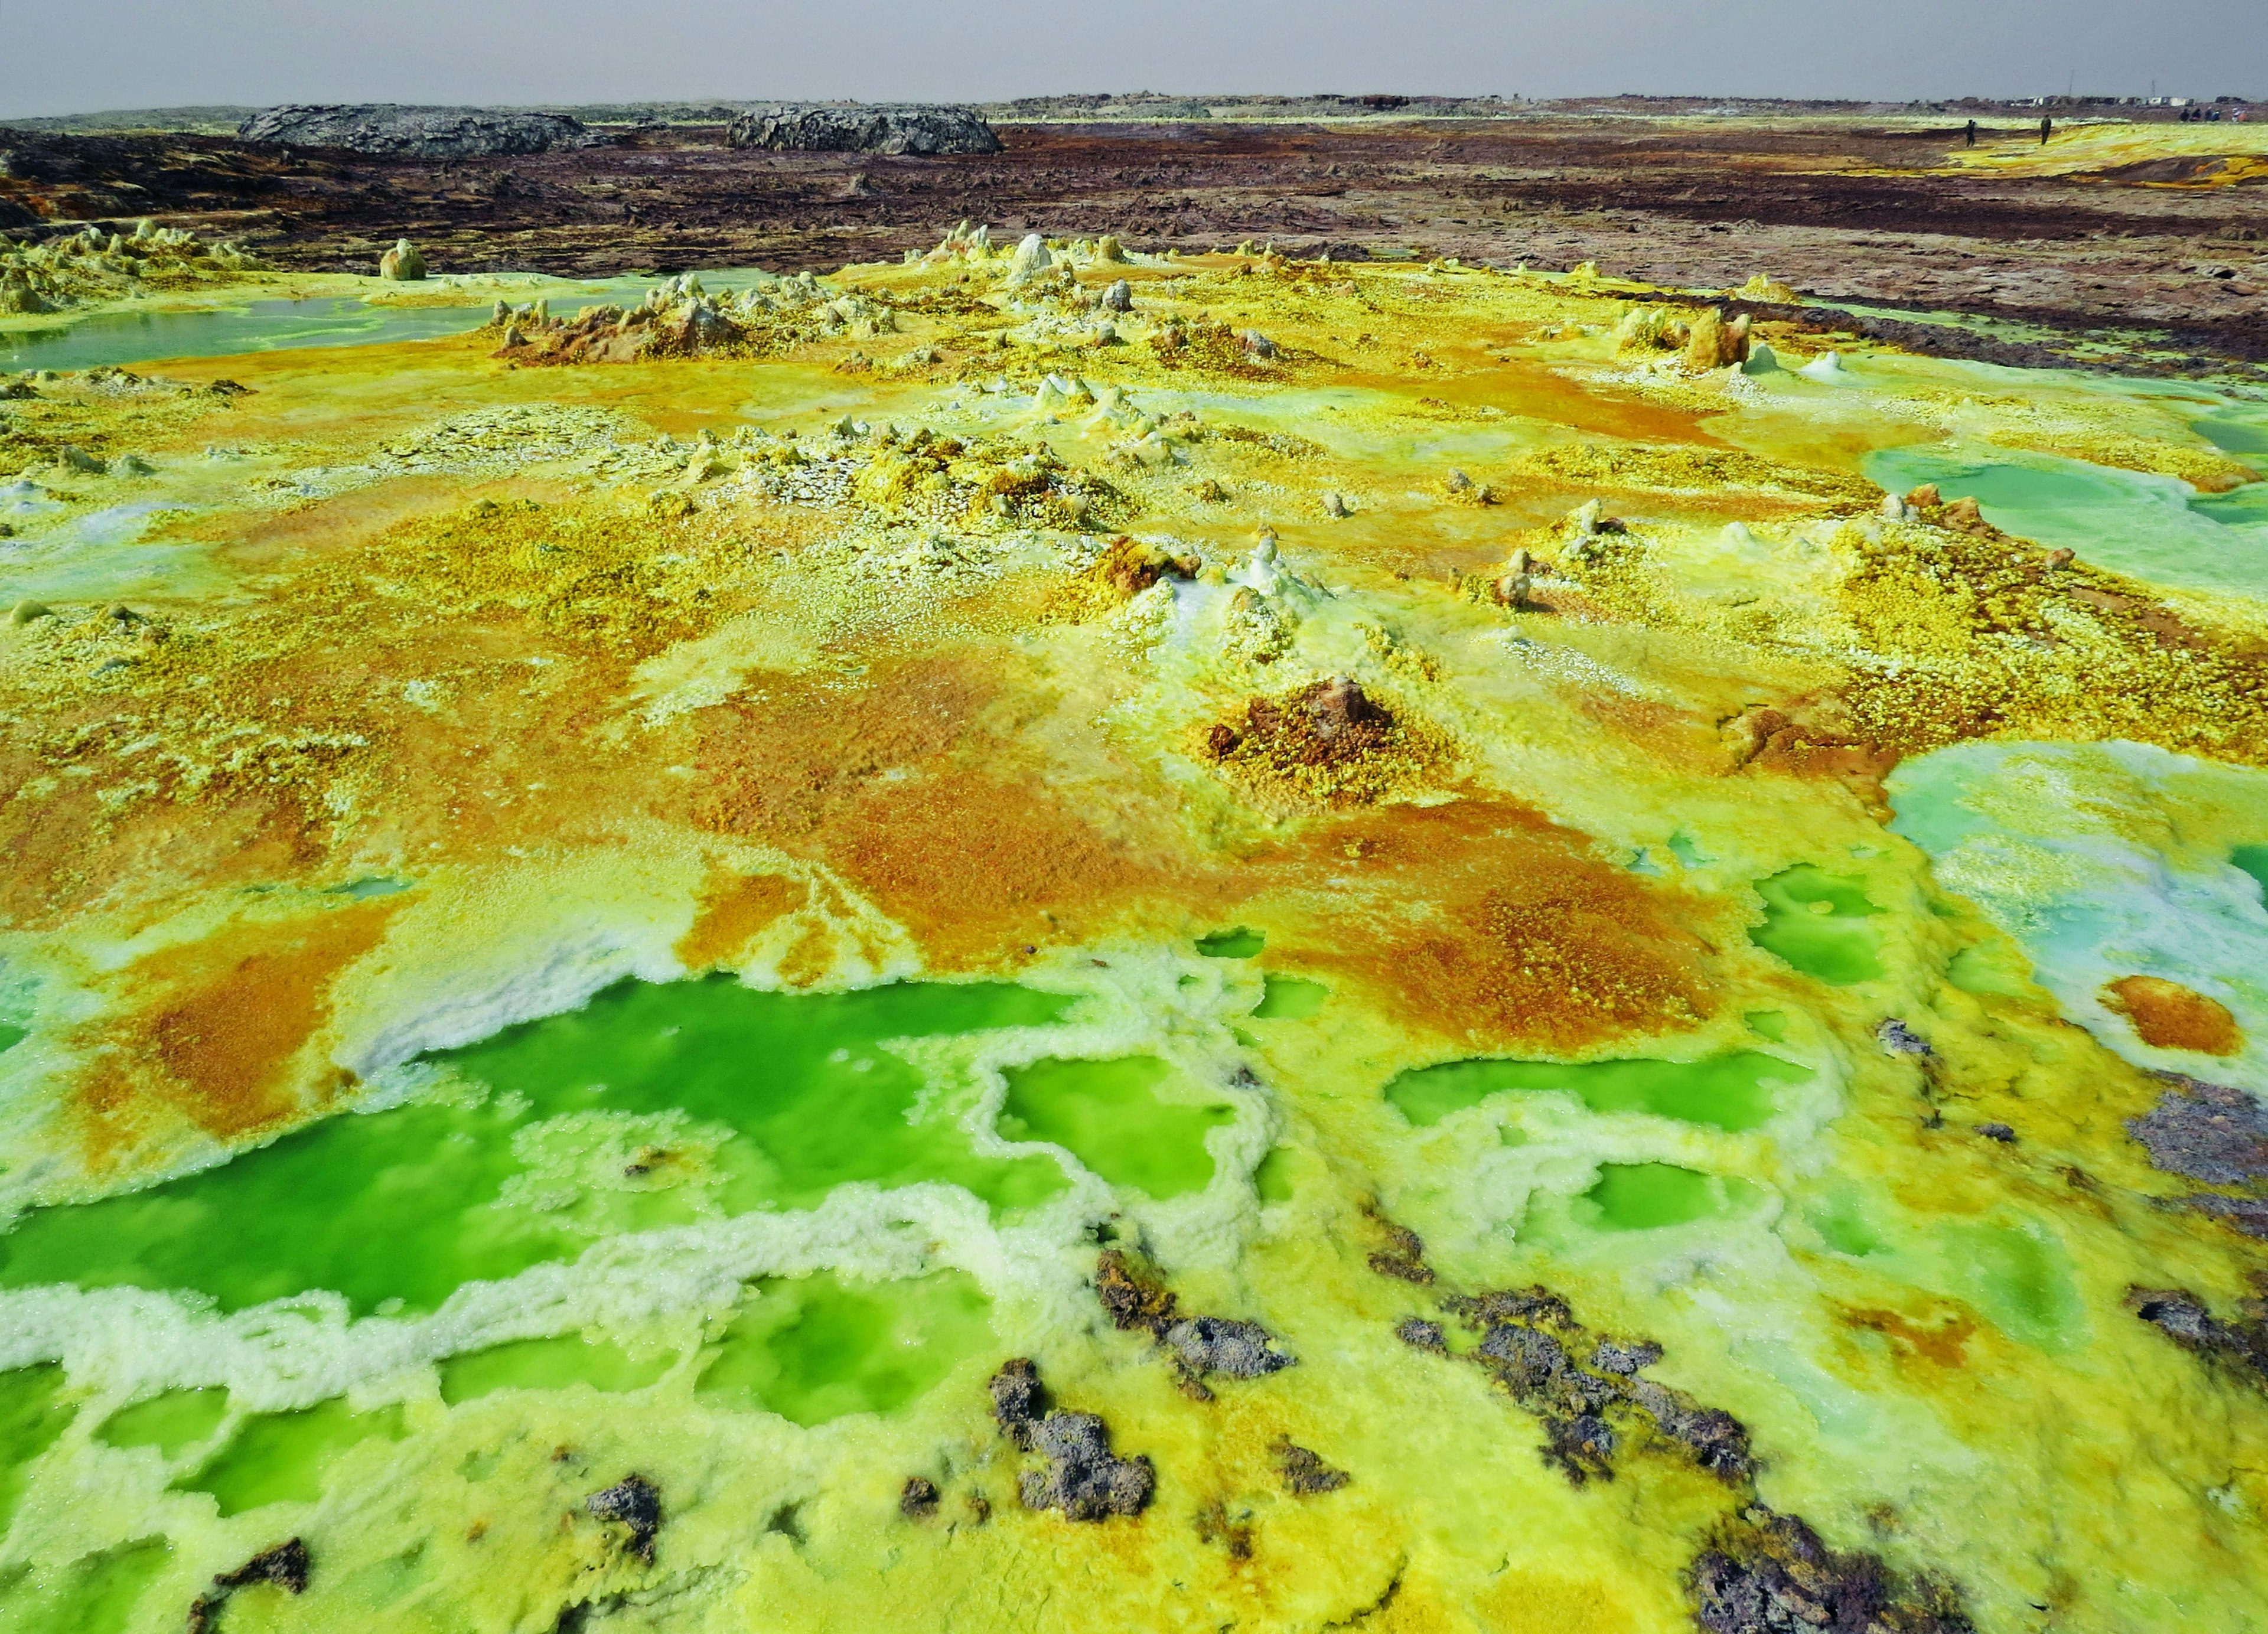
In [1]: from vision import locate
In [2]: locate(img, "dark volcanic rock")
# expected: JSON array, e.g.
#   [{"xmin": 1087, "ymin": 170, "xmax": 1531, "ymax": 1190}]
[
  {"xmin": 214, "ymin": 1538, "xmax": 309, "ymax": 1594},
  {"xmin": 238, "ymin": 104, "xmax": 606, "ymax": 158},
  {"xmin": 726, "ymin": 104, "xmax": 1002, "ymax": 156},
  {"xmin": 2128, "ymin": 1072, "xmax": 2268, "ymax": 1184},
  {"xmin": 189, "ymin": 1538, "xmax": 309, "ymax": 1633},
  {"xmin": 987, "ymin": 1358, "xmax": 1154, "ymax": 1521},
  {"xmin": 1019, "ymin": 1411, "xmax": 1155, "ymax": 1519},
  {"xmin": 586, "ymin": 1473, "xmax": 663, "ymax": 1563},
  {"xmin": 1689, "ymin": 1506, "xmax": 1974, "ymax": 1634},
  {"xmin": 1090, "ymin": 1250, "xmax": 1295, "ymax": 1384},
  {"xmin": 1162, "ymin": 1315, "xmax": 1295, "ymax": 1379},
  {"xmin": 1434, "ymin": 1283, "xmax": 1755, "ymax": 1487},
  {"xmin": 2130, "ymin": 1286, "xmax": 2268, "ymax": 1382}
]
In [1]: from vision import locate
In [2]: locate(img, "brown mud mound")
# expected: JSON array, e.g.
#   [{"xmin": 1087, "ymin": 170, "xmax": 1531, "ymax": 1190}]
[{"xmin": 1201, "ymin": 676, "xmax": 1447, "ymax": 808}]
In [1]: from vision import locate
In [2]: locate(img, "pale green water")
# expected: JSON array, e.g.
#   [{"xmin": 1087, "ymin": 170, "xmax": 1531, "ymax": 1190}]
[
  {"xmin": 438, "ymin": 1333, "xmax": 673, "ymax": 1405},
  {"xmin": 0, "ymin": 1536, "xmax": 171, "ymax": 1634},
  {"xmin": 2231, "ymin": 843, "xmax": 2268, "ymax": 906},
  {"xmin": 694, "ymin": 1269, "xmax": 995, "ymax": 1427},
  {"xmin": 1385, "ymin": 1050, "xmax": 1805, "ymax": 1131},
  {"xmin": 1886, "ymin": 738, "xmax": 2268, "ymax": 1093},
  {"xmin": 1250, "ymin": 976, "xmax": 1329, "ymax": 1019},
  {"xmin": 2199, "ymin": 416, "xmax": 2268, "ymax": 457},
  {"xmin": 1795, "ymin": 1186, "xmax": 2085, "ymax": 1352},
  {"xmin": 997, "ymin": 1056, "xmax": 1236, "ymax": 1199},
  {"xmin": 1862, "ymin": 446, "xmax": 2268, "ymax": 599},
  {"xmin": 1196, "ymin": 928, "xmax": 1266, "ymax": 957},
  {"xmin": 0, "ymin": 270, "xmax": 786, "ymax": 374},
  {"xmin": 0, "ymin": 1366, "xmax": 73, "ymax": 1535},
  {"xmin": 174, "ymin": 1398, "xmax": 405, "ymax": 1517},
  {"xmin": 0, "ymin": 297, "xmax": 504, "ymax": 374},
  {"xmin": 1946, "ymin": 942, "xmax": 2033, "ymax": 996},
  {"xmin": 0, "ymin": 978, "xmax": 1073, "ymax": 1317},
  {"xmin": 95, "ymin": 1389, "xmax": 230, "ymax": 1457},
  {"xmin": 1749, "ymin": 865, "xmax": 1885, "ymax": 985},
  {"xmin": 1582, "ymin": 1162, "xmax": 1722, "ymax": 1230}
]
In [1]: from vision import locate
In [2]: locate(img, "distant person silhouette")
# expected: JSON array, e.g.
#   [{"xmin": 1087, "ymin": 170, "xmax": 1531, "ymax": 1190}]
[
  {"xmin": 2039, "ymin": 115, "xmax": 2052, "ymax": 144},
  {"xmin": 1964, "ymin": 119, "xmax": 1978, "ymax": 146}
]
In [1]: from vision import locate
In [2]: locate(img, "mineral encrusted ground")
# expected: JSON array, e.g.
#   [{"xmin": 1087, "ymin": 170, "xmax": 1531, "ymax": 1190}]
[{"xmin": 0, "ymin": 131, "xmax": 2266, "ymax": 1632}]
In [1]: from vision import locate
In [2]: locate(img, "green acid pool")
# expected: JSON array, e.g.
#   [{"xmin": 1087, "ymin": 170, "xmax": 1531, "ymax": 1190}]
[{"xmin": 0, "ymin": 978, "xmax": 1074, "ymax": 1317}]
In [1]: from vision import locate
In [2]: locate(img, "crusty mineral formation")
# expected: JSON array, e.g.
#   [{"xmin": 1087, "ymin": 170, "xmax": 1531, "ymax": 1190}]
[{"xmin": 377, "ymin": 238, "xmax": 426, "ymax": 281}]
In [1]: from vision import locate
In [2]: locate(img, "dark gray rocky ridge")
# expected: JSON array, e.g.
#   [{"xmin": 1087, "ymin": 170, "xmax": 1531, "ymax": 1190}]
[
  {"xmin": 725, "ymin": 105, "xmax": 1002, "ymax": 155},
  {"xmin": 237, "ymin": 105, "xmax": 607, "ymax": 158}
]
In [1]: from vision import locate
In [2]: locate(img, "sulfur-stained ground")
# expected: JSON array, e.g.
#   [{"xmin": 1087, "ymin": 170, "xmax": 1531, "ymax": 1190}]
[{"xmin": 2, "ymin": 215, "xmax": 2267, "ymax": 1633}]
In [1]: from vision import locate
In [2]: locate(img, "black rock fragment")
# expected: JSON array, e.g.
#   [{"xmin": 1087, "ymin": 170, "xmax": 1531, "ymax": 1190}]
[
  {"xmin": 188, "ymin": 1538, "xmax": 309, "ymax": 1632},
  {"xmin": 1449, "ymin": 1285, "xmax": 1574, "ymax": 1329},
  {"xmin": 1021, "ymin": 1412, "xmax": 1155, "ymax": 1519},
  {"xmin": 989, "ymin": 1356, "xmax": 1050, "ymax": 1447},
  {"xmin": 1363, "ymin": 1208, "xmax": 1435, "ymax": 1285},
  {"xmin": 1433, "ymin": 1283, "xmax": 1753, "ymax": 1486},
  {"xmin": 1590, "ymin": 1338, "xmax": 1663, "ymax": 1375},
  {"xmin": 213, "ymin": 1539, "xmax": 309, "ymax": 1595},
  {"xmin": 900, "ymin": 1476, "xmax": 940, "ymax": 1519},
  {"xmin": 586, "ymin": 1473, "xmax": 663, "ymax": 1563},
  {"xmin": 1876, "ymin": 1018, "xmax": 1933, "ymax": 1056},
  {"xmin": 1627, "ymin": 1381, "xmax": 1756, "ymax": 1482},
  {"xmin": 1540, "ymin": 1413, "xmax": 1618, "ymax": 1482},
  {"xmin": 2182, "ymin": 1195, "xmax": 2268, "ymax": 1238},
  {"xmin": 1687, "ymin": 1505, "xmax": 1973, "ymax": 1634},
  {"xmin": 2129, "ymin": 1286, "xmax": 2268, "ymax": 1383},
  {"xmin": 1194, "ymin": 1498, "xmax": 1255, "ymax": 1558},
  {"xmin": 1094, "ymin": 1250, "xmax": 1179, "ymax": 1335}
]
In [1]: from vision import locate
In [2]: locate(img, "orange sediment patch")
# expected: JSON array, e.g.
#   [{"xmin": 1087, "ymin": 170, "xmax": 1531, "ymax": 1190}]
[
  {"xmin": 77, "ymin": 899, "xmax": 398, "ymax": 1163},
  {"xmin": 2101, "ymin": 975, "xmax": 2243, "ymax": 1056},
  {"xmin": 1837, "ymin": 1302, "xmax": 1977, "ymax": 1369},
  {"xmin": 689, "ymin": 657, "xmax": 995, "ymax": 842},
  {"xmin": 675, "ymin": 870, "xmax": 807, "ymax": 971},
  {"xmin": 683, "ymin": 653, "xmax": 1178, "ymax": 963},
  {"xmin": 834, "ymin": 767, "xmax": 1166, "ymax": 961},
  {"xmin": 1272, "ymin": 800, "xmax": 1719, "ymax": 1054}
]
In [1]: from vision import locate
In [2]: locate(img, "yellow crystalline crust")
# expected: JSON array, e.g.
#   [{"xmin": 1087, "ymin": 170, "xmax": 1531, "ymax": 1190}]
[{"xmin": 2, "ymin": 243, "xmax": 2268, "ymax": 1634}]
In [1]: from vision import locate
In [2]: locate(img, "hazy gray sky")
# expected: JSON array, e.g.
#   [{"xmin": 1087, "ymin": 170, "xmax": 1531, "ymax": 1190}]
[{"xmin": 3, "ymin": 0, "xmax": 2263, "ymax": 119}]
